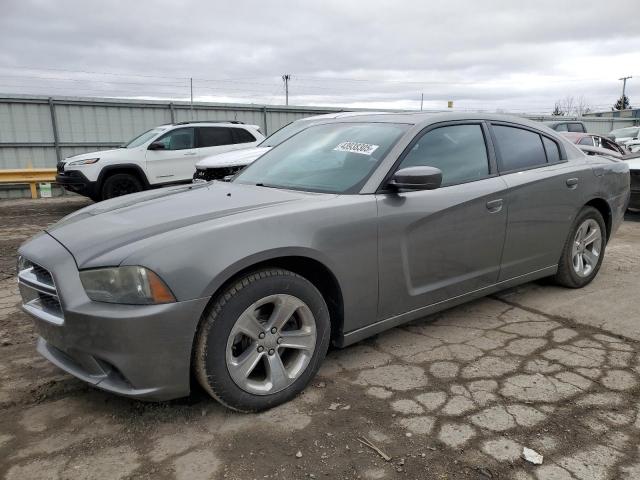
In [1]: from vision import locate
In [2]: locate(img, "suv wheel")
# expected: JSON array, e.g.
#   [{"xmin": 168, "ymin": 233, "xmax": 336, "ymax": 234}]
[
  {"xmin": 101, "ymin": 173, "xmax": 143, "ymax": 200},
  {"xmin": 194, "ymin": 268, "xmax": 331, "ymax": 412},
  {"xmin": 554, "ymin": 206, "xmax": 606, "ymax": 288}
]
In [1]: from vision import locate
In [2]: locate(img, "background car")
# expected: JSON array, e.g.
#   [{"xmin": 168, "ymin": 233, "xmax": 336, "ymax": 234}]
[
  {"xmin": 627, "ymin": 139, "xmax": 640, "ymax": 153},
  {"xmin": 606, "ymin": 126, "xmax": 640, "ymax": 147},
  {"xmin": 560, "ymin": 132, "xmax": 628, "ymax": 157},
  {"xmin": 543, "ymin": 120, "xmax": 587, "ymax": 133},
  {"xmin": 192, "ymin": 111, "xmax": 387, "ymax": 182},
  {"xmin": 56, "ymin": 120, "xmax": 265, "ymax": 200}
]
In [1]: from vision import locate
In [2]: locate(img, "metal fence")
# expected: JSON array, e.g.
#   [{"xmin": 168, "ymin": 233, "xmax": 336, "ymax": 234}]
[
  {"xmin": 1, "ymin": 94, "xmax": 638, "ymax": 196},
  {"xmin": 0, "ymin": 94, "xmax": 356, "ymax": 171}
]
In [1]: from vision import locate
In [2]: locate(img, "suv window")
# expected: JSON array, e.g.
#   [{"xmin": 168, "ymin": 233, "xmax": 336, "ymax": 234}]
[
  {"xmin": 198, "ymin": 127, "xmax": 233, "ymax": 147},
  {"xmin": 155, "ymin": 128, "xmax": 194, "ymax": 150},
  {"xmin": 568, "ymin": 123, "xmax": 585, "ymax": 133},
  {"xmin": 233, "ymin": 128, "xmax": 257, "ymax": 144},
  {"xmin": 398, "ymin": 124, "xmax": 489, "ymax": 185},
  {"xmin": 555, "ymin": 123, "xmax": 568, "ymax": 132},
  {"xmin": 493, "ymin": 125, "xmax": 547, "ymax": 171}
]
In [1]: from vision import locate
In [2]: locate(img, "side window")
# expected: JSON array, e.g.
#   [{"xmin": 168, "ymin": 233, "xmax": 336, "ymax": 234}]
[
  {"xmin": 542, "ymin": 137, "xmax": 561, "ymax": 163},
  {"xmin": 155, "ymin": 128, "xmax": 194, "ymax": 150},
  {"xmin": 493, "ymin": 125, "xmax": 547, "ymax": 171},
  {"xmin": 233, "ymin": 128, "xmax": 257, "ymax": 144},
  {"xmin": 197, "ymin": 127, "xmax": 233, "ymax": 147},
  {"xmin": 602, "ymin": 138, "xmax": 621, "ymax": 153},
  {"xmin": 568, "ymin": 123, "xmax": 585, "ymax": 133},
  {"xmin": 578, "ymin": 137, "xmax": 594, "ymax": 146},
  {"xmin": 398, "ymin": 124, "xmax": 489, "ymax": 185},
  {"xmin": 555, "ymin": 123, "xmax": 568, "ymax": 132}
]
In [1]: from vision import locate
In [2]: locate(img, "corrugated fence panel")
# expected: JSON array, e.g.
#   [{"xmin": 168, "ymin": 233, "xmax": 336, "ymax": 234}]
[
  {"xmin": 56, "ymin": 103, "xmax": 172, "ymax": 143},
  {"xmin": 0, "ymin": 101, "xmax": 53, "ymax": 143},
  {"xmin": 0, "ymin": 146, "xmax": 54, "ymax": 169}
]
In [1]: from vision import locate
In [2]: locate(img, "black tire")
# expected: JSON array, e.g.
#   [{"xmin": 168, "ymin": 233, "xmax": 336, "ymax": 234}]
[
  {"xmin": 101, "ymin": 173, "xmax": 143, "ymax": 200},
  {"xmin": 554, "ymin": 206, "xmax": 606, "ymax": 288},
  {"xmin": 194, "ymin": 268, "xmax": 331, "ymax": 412}
]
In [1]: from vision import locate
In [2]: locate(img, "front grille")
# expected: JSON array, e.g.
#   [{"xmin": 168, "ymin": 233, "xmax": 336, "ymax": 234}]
[
  {"xmin": 194, "ymin": 166, "xmax": 243, "ymax": 182},
  {"xmin": 18, "ymin": 258, "xmax": 64, "ymax": 325}
]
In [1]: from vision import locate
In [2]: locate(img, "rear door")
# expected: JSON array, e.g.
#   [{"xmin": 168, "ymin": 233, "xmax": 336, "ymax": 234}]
[
  {"xmin": 490, "ymin": 123, "xmax": 588, "ymax": 281},
  {"xmin": 145, "ymin": 127, "xmax": 195, "ymax": 183},
  {"xmin": 376, "ymin": 122, "xmax": 508, "ymax": 321}
]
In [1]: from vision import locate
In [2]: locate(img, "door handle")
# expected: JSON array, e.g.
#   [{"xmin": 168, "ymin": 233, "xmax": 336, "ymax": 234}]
[
  {"xmin": 566, "ymin": 178, "xmax": 578, "ymax": 188},
  {"xmin": 486, "ymin": 199, "xmax": 503, "ymax": 213}
]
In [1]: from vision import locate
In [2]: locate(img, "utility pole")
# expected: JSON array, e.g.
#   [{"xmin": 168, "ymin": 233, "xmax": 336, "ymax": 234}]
[
  {"xmin": 619, "ymin": 76, "xmax": 632, "ymax": 109},
  {"xmin": 420, "ymin": 93, "xmax": 424, "ymax": 111},
  {"xmin": 190, "ymin": 77, "xmax": 194, "ymax": 119},
  {"xmin": 282, "ymin": 74, "xmax": 291, "ymax": 105}
]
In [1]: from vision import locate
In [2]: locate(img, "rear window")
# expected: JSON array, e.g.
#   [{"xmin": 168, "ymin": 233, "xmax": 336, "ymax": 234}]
[
  {"xmin": 198, "ymin": 127, "xmax": 233, "ymax": 147},
  {"xmin": 493, "ymin": 125, "xmax": 547, "ymax": 171},
  {"xmin": 233, "ymin": 128, "xmax": 257, "ymax": 144}
]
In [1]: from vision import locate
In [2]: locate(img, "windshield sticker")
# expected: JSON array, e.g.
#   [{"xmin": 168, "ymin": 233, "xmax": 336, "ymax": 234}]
[{"xmin": 333, "ymin": 141, "xmax": 379, "ymax": 155}]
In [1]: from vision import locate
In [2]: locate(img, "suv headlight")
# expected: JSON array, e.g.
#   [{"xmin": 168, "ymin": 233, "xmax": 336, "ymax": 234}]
[
  {"xmin": 68, "ymin": 157, "xmax": 100, "ymax": 166},
  {"xmin": 79, "ymin": 266, "xmax": 175, "ymax": 304}
]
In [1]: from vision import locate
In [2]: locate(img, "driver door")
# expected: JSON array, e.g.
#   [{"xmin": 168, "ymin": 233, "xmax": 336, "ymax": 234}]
[
  {"xmin": 145, "ymin": 127, "xmax": 196, "ymax": 183},
  {"xmin": 375, "ymin": 122, "xmax": 508, "ymax": 321}
]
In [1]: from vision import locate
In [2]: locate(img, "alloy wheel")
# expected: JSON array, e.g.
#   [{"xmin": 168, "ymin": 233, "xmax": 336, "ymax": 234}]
[
  {"xmin": 225, "ymin": 294, "xmax": 317, "ymax": 395},
  {"xmin": 571, "ymin": 218, "xmax": 602, "ymax": 278}
]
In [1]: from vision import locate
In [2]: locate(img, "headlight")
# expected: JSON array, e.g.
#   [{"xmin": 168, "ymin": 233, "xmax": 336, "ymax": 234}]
[
  {"xmin": 79, "ymin": 266, "xmax": 175, "ymax": 305},
  {"xmin": 68, "ymin": 157, "xmax": 100, "ymax": 166}
]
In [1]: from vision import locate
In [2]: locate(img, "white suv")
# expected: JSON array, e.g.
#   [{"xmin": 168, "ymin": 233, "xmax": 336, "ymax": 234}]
[{"xmin": 56, "ymin": 121, "xmax": 265, "ymax": 200}]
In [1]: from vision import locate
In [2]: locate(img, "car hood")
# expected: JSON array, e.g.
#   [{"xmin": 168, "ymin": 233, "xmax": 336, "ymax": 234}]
[
  {"xmin": 46, "ymin": 181, "xmax": 327, "ymax": 267},
  {"xmin": 62, "ymin": 147, "xmax": 140, "ymax": 163},
  {"xmin": 196, "ymin": 147, "xmax": 271, "ymax": 168}
]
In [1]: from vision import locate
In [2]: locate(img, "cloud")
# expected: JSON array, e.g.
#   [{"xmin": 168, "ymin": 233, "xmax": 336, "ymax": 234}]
[{"xmin": 0, "ymin": 0, "xmax": 638, "ymax": 113}]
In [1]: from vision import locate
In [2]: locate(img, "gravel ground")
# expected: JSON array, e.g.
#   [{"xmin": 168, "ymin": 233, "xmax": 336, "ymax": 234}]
[{"xmin": 0, "ymin": 197, "xmax": 639, "ymax": 480}]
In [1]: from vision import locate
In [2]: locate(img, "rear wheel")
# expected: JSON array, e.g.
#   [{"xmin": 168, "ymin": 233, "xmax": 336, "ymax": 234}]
[
  {"xmin": 194, "ymin": 269, "xmax": 331, "ymax": 412},
  {"xmin": 101, "ymin": 173, "xmax": 143, "ymax": 200},
  {"xmin": 554, "ymin": 206, "xmax": 606, "ymax": 288}
]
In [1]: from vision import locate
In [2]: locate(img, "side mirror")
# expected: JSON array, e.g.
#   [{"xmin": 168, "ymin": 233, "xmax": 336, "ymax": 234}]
[
  {"xmin": 388, "ymin": 166, "xmax": 443, "ymax": 191},
  {"xmin": 148, "ymin": 141, "xmax": 166, "ymax": 151}
]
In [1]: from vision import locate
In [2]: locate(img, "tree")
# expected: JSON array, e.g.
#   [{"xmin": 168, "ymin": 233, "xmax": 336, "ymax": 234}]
[
  {"xmin": 613, "ymin": 95, "xmax": 631, "ymax": 110},
  {"xmin": 552, "ymin": 95, "xmax": 593, "ymax": 116},
  {"xmin": 552, "ymin": 102, "xmax": 564, "ymax": 116}
]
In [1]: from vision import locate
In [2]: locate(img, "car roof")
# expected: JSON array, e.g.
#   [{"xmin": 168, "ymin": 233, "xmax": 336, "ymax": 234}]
[
  {"xmin": 162, "ymin": 122, "xmax": 261, "ymax": 129},
  {"xmin": 315, "ymin": 111, "xmax": 560, "ymax": 131},
  {"xmin": 543, "ymin": 120, "xmax": 585, "ymax": 126}
]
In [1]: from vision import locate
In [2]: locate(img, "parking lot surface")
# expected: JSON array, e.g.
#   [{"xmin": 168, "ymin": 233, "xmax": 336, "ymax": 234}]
[{"xmin": 1, "ymin": 197, "xmax": 639, "ymax": 480}]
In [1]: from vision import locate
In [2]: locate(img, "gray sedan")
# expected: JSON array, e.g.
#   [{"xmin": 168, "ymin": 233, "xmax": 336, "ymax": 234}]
[{"xmin": 17, "ymin": 113, "xmax": 629, "ymax": 412}]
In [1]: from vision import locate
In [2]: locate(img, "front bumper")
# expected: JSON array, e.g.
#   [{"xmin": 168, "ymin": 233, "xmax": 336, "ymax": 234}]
[
  {"xmin": 56, "ymin": 168, "xmax": 99, "ymax": 199},
  {"xmin": 18, "ymin": 232, "xmax": 209, "ymax": 401}
]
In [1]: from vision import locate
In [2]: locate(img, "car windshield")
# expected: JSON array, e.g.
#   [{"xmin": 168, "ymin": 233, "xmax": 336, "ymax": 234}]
[
  {"xmin": 123, "ymin": 127, "xmax": 166, "ymax": 148},
  {"xmin": 610, "ymin": 127, "xmax": 639, "ymax": 138},
  {"xmin": 234, "ymin": 122, "xmax": 409, "ymax": 194},
  {"xmin": 259, "ymin": 120, "xmax": 317, "ymax": 148}
]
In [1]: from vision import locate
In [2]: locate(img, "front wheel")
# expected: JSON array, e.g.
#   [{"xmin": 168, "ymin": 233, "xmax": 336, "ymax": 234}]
[
  {"xmin": 194, "ymin": 269, "xmax": 331, "ymax": 412},
  {"xmin": 101, "ymin": 173, "xmax": 143, "ymax": 200},
  {"xmin": 554, "ymin": 206, "xmax": 606, "ymax": 288}
]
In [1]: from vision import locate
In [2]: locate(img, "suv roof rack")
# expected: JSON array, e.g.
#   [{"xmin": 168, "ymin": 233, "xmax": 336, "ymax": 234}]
[{"xmin": 173, "ymin": 120, "xmax": 245, "ymax": 125}]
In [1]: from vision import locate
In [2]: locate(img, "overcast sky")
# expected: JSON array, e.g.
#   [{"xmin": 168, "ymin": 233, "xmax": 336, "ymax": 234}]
[{"xmin": 1, "ymin": 0, "xmax": 638, "ymax": 113}]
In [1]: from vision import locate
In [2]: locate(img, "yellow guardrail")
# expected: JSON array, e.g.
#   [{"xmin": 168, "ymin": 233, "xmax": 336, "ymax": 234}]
[{"xmin": 0, "ymin": 168, "xmax": 57, "ymax": 199}]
